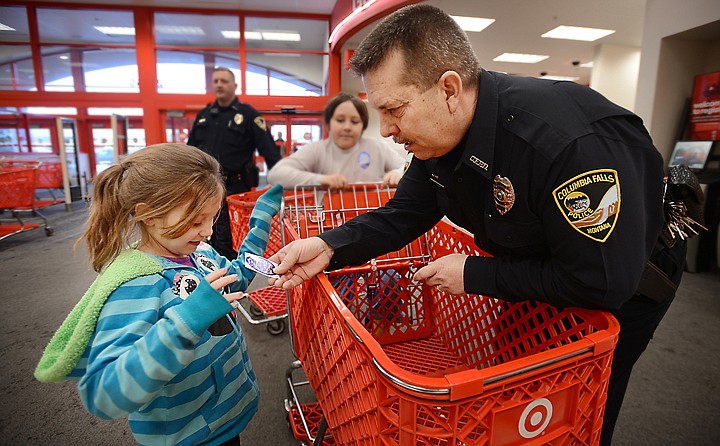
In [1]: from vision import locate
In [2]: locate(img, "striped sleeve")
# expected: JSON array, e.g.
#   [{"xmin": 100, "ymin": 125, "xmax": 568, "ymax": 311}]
[{"xmin": 77, "ymin": 276, "xmax": 231, "ymax": 419}]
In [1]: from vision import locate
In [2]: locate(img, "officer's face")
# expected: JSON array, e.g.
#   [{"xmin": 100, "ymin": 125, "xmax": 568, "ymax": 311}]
[
  {"xmin": 363, "ymin": 52, "xmax": 456, "ymax": 160},
  {"xmin": 212, "ymin": 71, "xmax": 237, "ymax": 104},
  {"xmin": 329, "ymin": 100, "xmax": 364, "ymax": 150}
]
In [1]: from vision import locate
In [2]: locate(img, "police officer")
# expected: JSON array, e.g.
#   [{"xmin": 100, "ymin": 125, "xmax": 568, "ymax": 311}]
[
  {"xmin": 268, "ymin": 5, "xmax": 687, "ymax": 446},
  {"xmin": 188, "ymin": 66, "xmax": 281, "ymax": 259}
]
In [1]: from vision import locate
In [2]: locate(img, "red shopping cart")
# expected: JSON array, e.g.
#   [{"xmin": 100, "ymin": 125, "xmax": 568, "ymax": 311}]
[
  {"xmin": 282, "ymin": 185, "xmax": 619, "ymax": 446},
  {"xmin": 0, "ymin": 165, "xmax": 53, "ymax": 241}
]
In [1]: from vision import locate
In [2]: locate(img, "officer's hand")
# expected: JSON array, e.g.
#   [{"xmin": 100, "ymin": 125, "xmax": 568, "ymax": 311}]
[
  {"xmin": 382, "ymin": 171, "xmax": 402, "ymax": 187},
  {"xmin": 320, "ymin": 174, "xmax": 349, "ymax": 189},
  {"xmin": 269, "ymin": 237, "xmax": 334, "ymax": 289},
  {"xmin": 413, "ymin": 254, "xmax": 468, "ymax": 295}
]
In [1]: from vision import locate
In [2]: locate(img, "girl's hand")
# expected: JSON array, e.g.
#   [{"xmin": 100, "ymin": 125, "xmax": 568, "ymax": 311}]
[
  {"xmin": 204, "ymin": 268, "xmax": 245, "ymax": 306},
  {"xmin": 320, "ymin": 174, "xmax": 349, "ymax": 189},
  {"xmin": 382, "ymin": 171, "xmax": 402, "ymax": 187}
]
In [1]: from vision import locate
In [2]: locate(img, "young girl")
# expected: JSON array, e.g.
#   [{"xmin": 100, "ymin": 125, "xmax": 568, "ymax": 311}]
[{"xmin": 35, "ymin": 143, "xmax": 283, "ymax": 446}]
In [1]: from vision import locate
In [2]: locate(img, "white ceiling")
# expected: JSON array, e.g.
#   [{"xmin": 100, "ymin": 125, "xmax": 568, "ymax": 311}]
[{"xmin": 32, "ymin": 0, "xmax": 650, "ymax": 87}]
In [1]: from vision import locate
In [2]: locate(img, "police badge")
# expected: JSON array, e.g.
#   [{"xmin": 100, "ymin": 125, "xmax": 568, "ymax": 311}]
[{"xmin": 493, "ymin": 175, "xmax": 515, "ymax": 215}]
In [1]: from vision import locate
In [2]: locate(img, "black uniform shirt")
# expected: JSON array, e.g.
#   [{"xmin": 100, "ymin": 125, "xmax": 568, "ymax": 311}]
[
  {"xmin": 187, "ymin": 97, "xmax": 280, "ymax": 174},
  {"xmin": 320, "ymin": 70, "xmax": 666, "ymax": 310}
]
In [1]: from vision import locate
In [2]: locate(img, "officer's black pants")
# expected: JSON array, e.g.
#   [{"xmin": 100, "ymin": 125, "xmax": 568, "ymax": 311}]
[
  {"xmin": 211, "ymin": 181, "xmax": 250, "ymax": 260},
  {"xmin": 600, "ymin": 240, "xmax": 687, "ymax": 445}
]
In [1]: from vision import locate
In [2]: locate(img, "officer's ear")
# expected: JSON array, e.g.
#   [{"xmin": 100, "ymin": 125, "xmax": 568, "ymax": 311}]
[{"xmin": 438, "ymin": 71, "xmax": 462, "ymax": 113}]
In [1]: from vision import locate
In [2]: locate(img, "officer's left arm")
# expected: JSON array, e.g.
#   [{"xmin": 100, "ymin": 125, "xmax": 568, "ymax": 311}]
[
  {"xmin": 464, "ymin": 127, "xmax": 665, "ymax": 310},
  {"xmin": 249, "ymin": 111, "xmax": 282, "ymax": 170}
]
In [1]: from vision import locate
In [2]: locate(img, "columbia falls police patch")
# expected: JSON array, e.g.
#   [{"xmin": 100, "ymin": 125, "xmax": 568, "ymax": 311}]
[{"xmin": 553, "ymin": 169, "xmax": 620, "ymax": 242}]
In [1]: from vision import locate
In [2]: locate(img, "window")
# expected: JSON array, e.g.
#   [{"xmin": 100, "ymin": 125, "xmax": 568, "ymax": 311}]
[
  {"xmin": 0, "ymin": 6, "xmax": 34, "ymax": 90},
  {"xmin": 37, "ymin": 8, "xmax": 138, "ymax": 92}
]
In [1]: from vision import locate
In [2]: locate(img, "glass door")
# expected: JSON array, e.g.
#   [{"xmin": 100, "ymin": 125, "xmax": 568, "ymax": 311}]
[{"xmin": 56, "ymin": 117, "xmax": 87, "ymax": 208}]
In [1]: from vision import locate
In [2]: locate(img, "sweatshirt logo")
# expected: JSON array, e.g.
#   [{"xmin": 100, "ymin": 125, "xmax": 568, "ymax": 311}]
[
  {"xmin": 553, "ymin": 169, "xmax": 620, "ymax": 242},
  {"xmin": 173, "ymin": 273, "xmax": 200, "ymax": 299}
]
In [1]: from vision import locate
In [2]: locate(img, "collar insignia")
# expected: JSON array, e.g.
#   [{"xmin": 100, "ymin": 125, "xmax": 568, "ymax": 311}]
[
  {"xmin": 470, "ymin": 155, "xmax": 489, "ymax": 171},
  {"xmin": 553, "ymin": 169, "xmax": 620, "ymax": 242},
  {"xmin": 404, "ymin": 152, "xmax": 413, "ymax": 174},
  {"xmin": 493, "ymin": 175, "xmax": 515, "ymax": 215}
]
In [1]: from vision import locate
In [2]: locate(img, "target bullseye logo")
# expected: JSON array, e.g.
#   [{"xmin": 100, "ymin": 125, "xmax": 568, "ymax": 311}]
[{"xmin": 518, "ymin": 397, "xmax": 553, "ymax": 439}]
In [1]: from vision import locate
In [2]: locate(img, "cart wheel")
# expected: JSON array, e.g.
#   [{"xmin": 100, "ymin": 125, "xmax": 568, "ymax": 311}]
[
  {"xmin": 45, "ymin": 227, "xmax": 54, "ymax": 236},
  {"xmin": 249, "ymin": 304, "xmax": 263, "ymax": 318},
  {"xmin": 267, "ymin": 319, "xmax": 286, "ymax": 335}
]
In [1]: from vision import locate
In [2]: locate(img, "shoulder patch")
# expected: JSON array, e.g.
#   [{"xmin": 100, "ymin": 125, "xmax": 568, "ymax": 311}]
[
  {"xmin": 254, "ymin": 116, "xmax": 267, "ymax": 131},
  {"xmin": 553, "ymin": 169, "xmax": 620, "ymax": 242}
]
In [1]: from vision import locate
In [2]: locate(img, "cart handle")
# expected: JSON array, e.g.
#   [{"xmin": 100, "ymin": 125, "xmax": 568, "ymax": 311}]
[{"xmin": 370, "ymin": 345, "xmax": 593, "ymax": 398}]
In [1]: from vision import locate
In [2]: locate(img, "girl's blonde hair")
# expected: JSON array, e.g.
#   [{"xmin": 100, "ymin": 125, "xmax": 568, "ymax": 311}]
[{"xmin": 78, "ymin": 143, "xmax": 224, "ymax": 272}]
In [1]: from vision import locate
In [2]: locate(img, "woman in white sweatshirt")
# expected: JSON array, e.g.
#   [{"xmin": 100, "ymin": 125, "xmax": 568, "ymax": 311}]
[{"xmin": 267, "ymin": 92, "xmax": 406, "ymax": 189}]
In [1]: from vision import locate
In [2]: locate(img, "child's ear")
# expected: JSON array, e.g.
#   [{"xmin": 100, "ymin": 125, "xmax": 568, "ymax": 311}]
[{"xmin": 135, "ymin": 203, "xmax": 155, "ymax": 226}]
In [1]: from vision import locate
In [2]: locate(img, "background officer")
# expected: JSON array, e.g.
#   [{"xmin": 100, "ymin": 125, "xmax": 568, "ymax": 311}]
[{"xmin": 188, "ymin": 66, "xmax": 281, "ymax": 259}]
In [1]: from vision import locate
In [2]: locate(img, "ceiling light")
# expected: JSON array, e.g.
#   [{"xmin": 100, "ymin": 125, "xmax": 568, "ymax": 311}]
[
  {"xmin": 542, "ymin": 25, "xmax": 615, "ymax": 41},
  {"xmin": 0, "ymin": 23, "xmax": 16, "ymax": 32},
  {"xmin": 539, "ymin": 75, "xmax": 580, "ymax": 81},
  {"xmin": 94, "ymin": 26, "xmax": 135, "ymax": 36},
  {"xmin": 264, "ymin": 53, "xmax": 301, "ymax": 57},
  {"xmin": 450, "ymin": 15, "xmax": 495, "ymax": 33},
  {"xmin": 156, "ymin": 25, "xmax": 205, "ymax": 36},
  {"xmin": 222, "ymin": 31, "xmax": 262, "ymax": 40},
  {"xmin": 494, "ymin": 53, "xmax": 549, "ymax": 64},
  {"xmin": 261, "ymin": 32, "xmax": 301, "ymax": 42},
  {"xmin": 59, "ymin": 55, "xmax": 69, "ymax": 60},
  {"xmin": 580, "ymin": 61, "xmax": 594, "ymax": 68}
]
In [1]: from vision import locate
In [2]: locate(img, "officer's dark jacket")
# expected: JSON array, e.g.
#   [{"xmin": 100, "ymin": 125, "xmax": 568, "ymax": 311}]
[
  {"xmin": 321, "ymin": 70, "xmax": 666, "ymax": 310},
  {"xmin": 187, "ymin": 98, "xmax": 280, "ymax": 174}
]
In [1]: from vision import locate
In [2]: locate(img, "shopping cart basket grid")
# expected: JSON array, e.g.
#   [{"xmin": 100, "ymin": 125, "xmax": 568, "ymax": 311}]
[{"xmin": 284, "ymin": 186, "xmax": 618, "ymax": 445}]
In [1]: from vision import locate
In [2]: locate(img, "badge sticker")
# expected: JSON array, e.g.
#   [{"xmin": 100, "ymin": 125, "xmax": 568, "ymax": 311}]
[
  {"xmin": 357, "ymin": 151, "xmax": 371, "ymax": 169},
  {"xmin": 553, "ymin": 169, "xmax": 620, "ymax": 242},
  {"xmin": 493, "ymin": 175, "xmax": 515, "ymax": 215},
  {"xmin": 243, "ymin": 253, "xmax": 279, "ymax": 278},
  {"xmin": 254, "ymin": 116, "xmax": 267, "ymax": 131},
  {"xmin": 233, "ymin": 113, "xmax": 243, "ymax": 125}
]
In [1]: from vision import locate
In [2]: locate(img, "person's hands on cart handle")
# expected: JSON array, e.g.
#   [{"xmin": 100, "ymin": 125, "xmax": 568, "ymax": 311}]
[
  {"xmin": 268, "ymin": 237, "xmax": 334, "ymax": 289},
  {"xmin": 413, "ymin": 253, "xmax": 468, "ymax": 295}
]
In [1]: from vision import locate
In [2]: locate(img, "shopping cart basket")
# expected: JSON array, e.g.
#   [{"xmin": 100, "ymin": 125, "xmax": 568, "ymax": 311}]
[
  {"xmin": 1, "ymin": 159, "xmax": 64, "ymax": 208},
  {"xmin": 227, "ymin": 187, "xmax": 315, "ymax": 335},
  {"xmin": 0, "ymin": 165, "xmax": 53, "ymax": 240},
  {"xmin": 283, "ymin": 185, "xmax": 620, "ymax": 445}
]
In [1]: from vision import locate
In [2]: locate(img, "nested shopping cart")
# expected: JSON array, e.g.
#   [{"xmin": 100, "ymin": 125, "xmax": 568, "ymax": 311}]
[
  {"xmin": 227, "ymin": 187, "xmax": 315, "ymax": 335},
  {"xmin": 282, "ymin": 184, "xmax": 620, "ymax": 446},
  {"xmin": 0, "ymin": 164, "xmax": 53, "ymax": 241}
]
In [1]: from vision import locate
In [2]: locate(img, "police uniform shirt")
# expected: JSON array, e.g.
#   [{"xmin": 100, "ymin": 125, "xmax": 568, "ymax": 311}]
[
  {"xmin": 187, "ymin": 98, "xmax": 280, "ymax": 174},
  {"xmin": 320, "ymin": 69, "xmax": 666, "ymax": 311}
]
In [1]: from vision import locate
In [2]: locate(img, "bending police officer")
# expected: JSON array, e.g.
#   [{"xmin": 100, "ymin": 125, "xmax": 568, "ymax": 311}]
[{"xmin": 268, "ymin": 5, "xmax": 687, "ymax": 445}]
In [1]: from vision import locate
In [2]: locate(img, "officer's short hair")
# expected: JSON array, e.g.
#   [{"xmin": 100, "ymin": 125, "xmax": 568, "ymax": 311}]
[
  {"xmin": 213, "ymin": 66, "xmax": 236, "ymax": 83},
  {"xmin": 323, "ymin": 92, "xmax": 369, "ymax": 130},
  {"xmin": 349, "ymin": 4, "xmax": 480, "ymax": 91}
]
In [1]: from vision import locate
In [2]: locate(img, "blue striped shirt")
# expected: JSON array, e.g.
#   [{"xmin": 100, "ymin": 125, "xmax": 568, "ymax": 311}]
[{"xmin": 72, "ymin": 244, "xmax": 260, "ymax": 445}]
